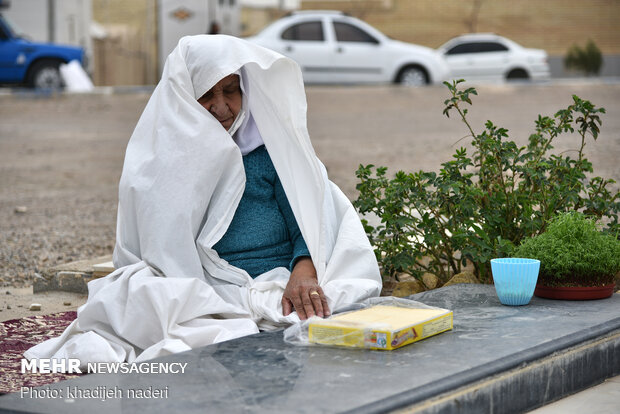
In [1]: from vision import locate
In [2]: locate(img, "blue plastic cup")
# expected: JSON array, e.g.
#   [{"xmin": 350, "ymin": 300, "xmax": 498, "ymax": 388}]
[{"xmin": 490, "ymin": 258, "xmax": 540, "ymax": 306}]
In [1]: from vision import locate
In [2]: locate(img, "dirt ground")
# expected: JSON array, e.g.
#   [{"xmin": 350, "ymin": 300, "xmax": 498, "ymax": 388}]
[
  {"xmin": 1, "ymin": 81, "xmax": 619, "ymax": 321},
  {"xmin": 1, "ymin": 288, "xmax": 86, "ymax": 321}
]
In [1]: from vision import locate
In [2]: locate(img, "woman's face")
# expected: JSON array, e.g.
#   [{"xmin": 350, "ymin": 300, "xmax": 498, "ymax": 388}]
[{"xmin": 197, "ymin": 74, "xmax": 242, "ymax": 130}]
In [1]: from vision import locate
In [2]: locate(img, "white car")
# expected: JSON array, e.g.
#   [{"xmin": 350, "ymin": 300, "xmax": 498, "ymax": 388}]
[
  {"xmin": 246, "ymin": 11, "xmax": 450, "ymax": 86},
  {"xmin": 438, "ymin": 33, "xmax": 550, "ymax": 82}
]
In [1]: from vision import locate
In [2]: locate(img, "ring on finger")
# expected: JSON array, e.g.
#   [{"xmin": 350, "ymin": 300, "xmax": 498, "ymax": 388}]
[{"xmin": 310, "ymin": 291, "xmax": 320, "ymax": 297}]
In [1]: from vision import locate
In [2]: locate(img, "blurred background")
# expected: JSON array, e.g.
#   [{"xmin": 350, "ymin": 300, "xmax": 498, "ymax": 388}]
[
  {"xmin": 1, "ymin": 0, "xmax": 618, "ymax": 87},
  {"xmin": 0, "ymin": 0, "xmax": 618, "ymax": 296}
]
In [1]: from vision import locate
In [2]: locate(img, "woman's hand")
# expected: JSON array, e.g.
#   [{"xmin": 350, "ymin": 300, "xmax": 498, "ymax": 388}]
[{"xmin": 282, "ymin": 257, "xmax": 330, "ymax": 320}]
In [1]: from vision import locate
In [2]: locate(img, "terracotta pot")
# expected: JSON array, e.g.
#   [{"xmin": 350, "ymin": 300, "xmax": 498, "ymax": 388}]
[{"xmin": 534, "ymin": 283, "xmax": 616, "ymax": 300}]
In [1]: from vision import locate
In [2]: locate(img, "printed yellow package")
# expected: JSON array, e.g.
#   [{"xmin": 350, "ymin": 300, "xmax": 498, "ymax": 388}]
[{"xmin": 308, "ymin": 305, "xmax": 453, "ymax": 350}]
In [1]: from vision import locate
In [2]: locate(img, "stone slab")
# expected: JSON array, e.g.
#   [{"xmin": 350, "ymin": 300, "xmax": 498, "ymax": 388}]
[
  {"xmin": 45, "ymin": 255, "xmax": 113, "ymax": 275},
  {"xmin": 34, "ymin": 255, "xmax": 113, "ymax": 294},
  {"xmin": 1, "ymin": 285, "xmax": 619, "ymax": 413}
]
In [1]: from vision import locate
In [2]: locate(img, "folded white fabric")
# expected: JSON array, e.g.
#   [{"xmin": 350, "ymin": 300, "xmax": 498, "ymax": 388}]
[{"xmin": 26, "ymin": 35, "xmax": 381, "ymax": 366}]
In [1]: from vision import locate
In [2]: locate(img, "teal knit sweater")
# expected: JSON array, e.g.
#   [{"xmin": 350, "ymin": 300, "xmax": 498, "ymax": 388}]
[{"xmin": 213, "ymin": 145, "xmax": 310, "ymax": 278}]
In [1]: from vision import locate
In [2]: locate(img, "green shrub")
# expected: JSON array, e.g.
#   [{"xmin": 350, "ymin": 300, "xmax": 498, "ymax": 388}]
[
  {"xmin": 564, "ymin": 40, "xmax": 603, "ymax": 76},
  {"xmin": 354, "ymin": 80, "xmax": 619, "ymax": 282},
  {"xmin": 514, "ymin": 212, "xmax": 620, "ymax": 287}
]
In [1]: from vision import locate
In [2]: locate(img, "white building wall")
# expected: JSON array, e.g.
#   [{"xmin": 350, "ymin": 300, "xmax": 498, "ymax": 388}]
[
  {"xmin": 216, "ymin": 0, "xmax": 240, "ymax": 36},
  {"xmin": 240, "ymin": 0, "xmax": 299, "ymax": 9},
  {"xmin": 3, "ymin": 0, "xmax": 93, "ymax": 69},
  {"xmin": 2, "ymin": 0, "xmax": 49, "ymax": 42},
  {"xmin": 55, "ymin": 0, "xmax": 91, "ymax": 48},
  {"xmin": 158, "ymin": 0, "xmax": 241, "ymax": 74}
]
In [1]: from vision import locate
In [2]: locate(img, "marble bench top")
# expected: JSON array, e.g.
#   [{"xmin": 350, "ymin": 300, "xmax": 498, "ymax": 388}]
[{"xmin": 2, "ymin": 285, "xmax": 619, "ymax": 413}]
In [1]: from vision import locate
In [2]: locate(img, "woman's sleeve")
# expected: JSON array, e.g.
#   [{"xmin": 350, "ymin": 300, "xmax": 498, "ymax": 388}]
[{"xmin": 274, "ymin": 175, "xmax": 310, "ymax": 270}]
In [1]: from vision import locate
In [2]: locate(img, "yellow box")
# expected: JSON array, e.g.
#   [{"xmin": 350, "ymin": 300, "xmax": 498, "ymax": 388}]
[{"xmin": 308, "ymin": 305, "xmax": 453, "ymax": 350}]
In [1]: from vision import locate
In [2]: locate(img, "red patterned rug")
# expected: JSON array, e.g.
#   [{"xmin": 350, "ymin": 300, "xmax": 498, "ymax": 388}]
[{"xmin": 0, "ymin": 311, "xmax": 79, "ymax": 394}]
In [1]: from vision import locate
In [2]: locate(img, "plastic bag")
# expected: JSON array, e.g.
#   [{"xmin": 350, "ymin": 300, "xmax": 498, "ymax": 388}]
[
  {"xmin": 284, "ymin": 296, "xmax": 453, "ymax": 350},
  {"xmin": 59, "ymin": 60, "xmax": 94, "ymax": 92}
]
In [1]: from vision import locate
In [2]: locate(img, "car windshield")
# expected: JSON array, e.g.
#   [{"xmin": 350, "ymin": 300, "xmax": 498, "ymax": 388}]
[{"xmin": 0, "ymin": 14, "xmax": 22, "ymax": 38}]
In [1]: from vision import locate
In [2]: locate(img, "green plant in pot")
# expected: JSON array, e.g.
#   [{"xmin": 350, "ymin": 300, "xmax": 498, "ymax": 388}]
[
  {"xmin": 514, "ymin": 211, "xmax": 620, "ymax": 300},
  {"xmin": 354, "ymin": 80, "xmax": 618, "ymax": 287}
]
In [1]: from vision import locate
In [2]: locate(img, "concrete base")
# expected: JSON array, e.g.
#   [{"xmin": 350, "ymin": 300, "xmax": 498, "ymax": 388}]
[
  {"xmin": 382, "ymin": 331, "xmax": 620, "ymax": 413},
  {"xmin": 531, "ymin": 375, "xmax": 620, "ymax": 414},
  {"xmin": 1, "ymin": 285, "xmax": 619, "ymax": 413}
]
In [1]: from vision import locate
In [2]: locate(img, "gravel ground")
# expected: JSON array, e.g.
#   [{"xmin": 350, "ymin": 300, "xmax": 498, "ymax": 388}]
[
  {"xmin": 0, "ymin": 93, "xmax": 142, "ymax": 289},
  {"xmin": 1, "ymin": 81, "xmax": 619, "ymax": 293}
]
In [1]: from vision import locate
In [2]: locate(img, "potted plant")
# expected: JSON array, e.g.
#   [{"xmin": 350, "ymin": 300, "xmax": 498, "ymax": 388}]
[{"xmin": 513, "ymin": 211, "xmax": 620, "ymax": 300}]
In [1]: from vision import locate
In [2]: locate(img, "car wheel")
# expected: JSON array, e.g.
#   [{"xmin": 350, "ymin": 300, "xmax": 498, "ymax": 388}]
[
  {"xmin": 506, "ymin": 68, "xmax": 529, "ymax": 81},
  {"xmin": 396, "ymin": 65, "xmax": 428, "ymax": 86},
  {"xmin": 28, "ymin": 60, "xmax": 64, "ymax": 89}
]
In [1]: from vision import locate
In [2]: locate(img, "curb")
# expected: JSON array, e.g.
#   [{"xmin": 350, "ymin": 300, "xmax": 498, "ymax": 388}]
[
  {"xmin": 2, "ymin": 78, "xmax": 620, "ymax": 97},
  {"xmin": 0, "ymin": 85, "xmax": 155, "ymax": 97}
]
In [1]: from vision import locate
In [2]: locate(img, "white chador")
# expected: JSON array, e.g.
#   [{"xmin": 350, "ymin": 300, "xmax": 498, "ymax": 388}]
[{"xmin": 26, "ymin": 35, "xmax": 382, "ymax": 365}]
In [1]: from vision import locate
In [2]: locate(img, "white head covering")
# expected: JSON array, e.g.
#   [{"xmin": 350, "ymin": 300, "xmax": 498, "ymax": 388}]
[
  {"xmin": 26, "ymin": 35, "xmax": 381, "ymax": 366},
  {"xmin": 113, "ymin": 33, "xmax": 381, "ymax": 295},
  {"xmin": 231, "ymin": 70, "xmax": 264, "ymax": 155},
  {"xmin": 113, "ymin": 35, "xmax": 318, "ymax": 280}
]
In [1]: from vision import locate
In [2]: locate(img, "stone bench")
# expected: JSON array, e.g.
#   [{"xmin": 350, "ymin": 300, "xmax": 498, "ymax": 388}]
[{"xmin": 2, "ymin": 285, "xmax": 619, "ymax": 413}]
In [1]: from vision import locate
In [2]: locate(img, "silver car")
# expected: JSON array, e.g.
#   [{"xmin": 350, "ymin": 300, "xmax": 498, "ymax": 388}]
[
  {"xmin": 438, "ymin": 33, "xmax": 550, "ymax": 82},
  {"xmin": 246, "ymin": 11, "xmax": 450, "ymax": 86}
]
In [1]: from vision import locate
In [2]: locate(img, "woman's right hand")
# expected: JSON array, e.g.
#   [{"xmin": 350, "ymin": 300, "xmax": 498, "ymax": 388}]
[{"xmin": 281, "ymin": 257, "xmax": 330, "ymax": 320}]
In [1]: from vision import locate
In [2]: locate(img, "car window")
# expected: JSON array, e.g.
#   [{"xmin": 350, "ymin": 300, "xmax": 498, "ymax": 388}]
[
  {"xmin": 0, "ymin": 15, "xmax": 20, "ymax": 38},
  {"xmin": 445, "ymin": 43, "xmax": 477, "ymax": 55},
  {"xmin": 0, "ymin": 16, "xmax": 13, "ymax": 40},
  {"xmin": 446, "ymin": 41, "xmax": 508, "ymax": 55},
  {"xmin": 477, "ymin": 42, "xmax": 509, "ymax": 52},
  {"xmin": 281, "ymin": 21, "xmax": 324, "ymax": 41},
  {"xmin": 333, "ymin": 21, "xmax": 378, "ymax": 44}
]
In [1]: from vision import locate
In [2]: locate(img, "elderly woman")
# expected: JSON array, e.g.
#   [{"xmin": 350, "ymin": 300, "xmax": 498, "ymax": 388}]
[{"xmin": 26, "ymin": 35, "xmax": 381, "ymax": 365}]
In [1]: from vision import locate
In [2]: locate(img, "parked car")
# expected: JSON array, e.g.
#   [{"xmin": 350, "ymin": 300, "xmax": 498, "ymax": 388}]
[
  {"xmin": 246, "ymin": 11, "xmax": 449, "ymax": 86},
  {"xmin": 0, "ymin": 12, "xmax": 86, "ymax": 88},
  {"xmin": 437, "ymin": 33, "xmax": 550, "ymax": 82}
]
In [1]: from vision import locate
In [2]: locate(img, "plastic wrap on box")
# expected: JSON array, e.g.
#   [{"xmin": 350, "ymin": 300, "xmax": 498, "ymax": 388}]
[{"xmin": 284, "ymin": 297, "xmax": 453, "ymax": 350}]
